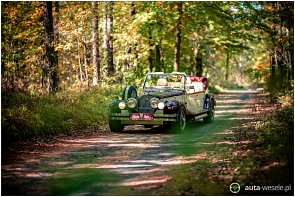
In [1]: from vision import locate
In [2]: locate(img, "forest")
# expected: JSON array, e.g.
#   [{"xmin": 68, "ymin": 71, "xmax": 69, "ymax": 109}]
[
  {"xmin": 1, "ymin": 1, "xmax": 294, "ymax": 195},
  {"xmin": 1, "ymin": 1, "xmax": 293, "ymax": 95}
]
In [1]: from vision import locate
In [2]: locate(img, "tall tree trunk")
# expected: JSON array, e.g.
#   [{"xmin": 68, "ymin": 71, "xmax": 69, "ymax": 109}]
[
  {"xmin": 44, "ymin": 1, "xmax": 58, "ymax": 93},
  {"xmin": 155, "ymin": 44, "xmax": 162, "ymax": 72},
  {"xmin": 134, "ymin": 43, "xmax": 139, "ymax": 70},
  {"xmin": 83, "ymin": 43, "xmax": 89, "ymax": 83},
  {"xmin": 130, "ymin": 2, "xmax": 139, "ymax": 70},
  {"xmin": 107, "ymin": 2, "xmax": 114, "ymax": 77},
  {"xmin": 123, "ymin": 2, "xmax": 136, "ymax": 72},
  {"xmin": 77, "ymin": 38, "xmax": 83, "ymax": 83},
  {"xmin": 148, "ymin": 34, "xmax": 154, "ymax": 72},
  {"xmin": 196, "ymin": 49, "xmax": 203, "ymax": 77},
  {"xmin": 173, "ymin": 2, "xmax": 183, "ymax": 72},
  {"xmin": 205, "ymin": 48, "xmax": 209, "ymax": 77},
  {"xmin": 54, "ymin": 1, "xmax": 59, "ymax": 89},
  {"xmin": 92, "ymin": 1, "xmax": 100, "ymax": 86},
  {"xmin": 130, "ymin": 2, "xmax": 135, "ymax": 18},
  {"xmin": 225, "ymin": 52, "xmax": 230, "ymax": 80}
]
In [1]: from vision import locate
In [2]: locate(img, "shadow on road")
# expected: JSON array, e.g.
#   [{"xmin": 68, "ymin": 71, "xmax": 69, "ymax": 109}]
[{"xmin": 2, "ymin": 89, "xmax": 271, "ymax": 195}]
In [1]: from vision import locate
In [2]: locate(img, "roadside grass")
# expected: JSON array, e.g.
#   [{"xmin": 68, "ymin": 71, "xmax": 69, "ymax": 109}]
[{"xmin": 1, "ymin": 84, "xmax": 123, "ymax": 143}]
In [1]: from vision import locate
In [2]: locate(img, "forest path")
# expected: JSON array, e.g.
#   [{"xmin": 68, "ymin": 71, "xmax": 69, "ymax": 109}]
[{"xmin": 2, "ymin": 89, "xmax": 264, "ymax": 195}]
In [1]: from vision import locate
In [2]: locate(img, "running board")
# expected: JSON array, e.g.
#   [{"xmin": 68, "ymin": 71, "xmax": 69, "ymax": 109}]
[{"xmin": 194, "ymin": 113, "xmax": 208, "ymax": 120}]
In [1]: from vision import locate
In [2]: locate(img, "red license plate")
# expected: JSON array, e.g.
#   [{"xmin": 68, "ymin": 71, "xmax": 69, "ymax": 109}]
[{"xmin": 130, "ymin": 113, "xmax": 154, "ymax": 120}]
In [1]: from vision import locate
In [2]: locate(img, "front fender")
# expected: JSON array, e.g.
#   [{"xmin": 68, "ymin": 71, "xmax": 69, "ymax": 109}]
[{"xmin": 109, "ymin": 100, "xmax": 121, "ymax": 113}]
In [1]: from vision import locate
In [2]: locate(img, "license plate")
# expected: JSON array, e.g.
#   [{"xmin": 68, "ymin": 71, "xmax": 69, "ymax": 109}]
[{"xmin": 130, "ymin": 113, "xmax": 154, "ymax": 121}]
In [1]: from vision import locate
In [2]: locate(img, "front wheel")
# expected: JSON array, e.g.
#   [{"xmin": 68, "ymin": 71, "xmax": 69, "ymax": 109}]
[
  {"xmin": 109, "ymin": 120, "xmax": 124, "ymax": 132},
  {"xmin": 174, "ymin": 106, "xmax": 186, "ymax": 132}
]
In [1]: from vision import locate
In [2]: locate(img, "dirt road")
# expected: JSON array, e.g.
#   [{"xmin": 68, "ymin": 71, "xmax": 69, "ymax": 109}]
[{"xmin": 2, "ymin": 89, "xmax": 261, "ymax": 195}]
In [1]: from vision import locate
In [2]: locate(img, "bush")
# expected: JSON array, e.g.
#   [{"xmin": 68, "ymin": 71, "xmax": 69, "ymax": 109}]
[
  {"xmin": 1, "ymin": 84, "xmax": 123, "ymax": 143},
  {"xmin": 255, "ymin": 105, "xmax": 294, "ymax": 163}
]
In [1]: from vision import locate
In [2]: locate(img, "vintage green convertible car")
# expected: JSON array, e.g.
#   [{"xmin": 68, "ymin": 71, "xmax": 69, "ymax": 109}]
[{"xmin": 108, "ymin": 72, "xmax": 215, "ymax": 132}]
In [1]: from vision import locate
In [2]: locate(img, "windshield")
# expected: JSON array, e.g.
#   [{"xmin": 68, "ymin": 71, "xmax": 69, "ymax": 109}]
[{"xmin": 143, "ymin": 73, "xmax": 186, "ymax": 92}]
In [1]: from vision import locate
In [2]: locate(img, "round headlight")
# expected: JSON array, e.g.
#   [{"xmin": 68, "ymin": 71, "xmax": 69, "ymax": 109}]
[
  {"xmin": 118, "ymin": 102, "xmax": 126, "ymax": 110},
  {"xmin": 158, "ymin": 102, "xmax": 165, "ymax": 110},
  {"xmin": 127, "ymin": 98, "xmax": 137, "ymax": 109},
  {"xmin": 150, "ymin": 98, "xmax": 160, "ymax": 109}
]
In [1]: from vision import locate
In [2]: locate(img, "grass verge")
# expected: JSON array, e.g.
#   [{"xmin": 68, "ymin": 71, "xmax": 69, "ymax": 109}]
[{"xmin": 1, "ymin": 84, "xmax": 123, "ymax": 143}]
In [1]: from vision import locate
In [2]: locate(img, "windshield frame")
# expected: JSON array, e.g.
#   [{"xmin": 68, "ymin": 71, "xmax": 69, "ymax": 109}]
[{"xmin": 142, "ymin": 73, "xmax": 187, "ymax": 92}]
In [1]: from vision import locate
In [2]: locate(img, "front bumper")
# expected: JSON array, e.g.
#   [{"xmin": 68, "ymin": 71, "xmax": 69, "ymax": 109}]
[{"xmin": 109, "ymin": 112, "xmax": 177, "ymax": 125}]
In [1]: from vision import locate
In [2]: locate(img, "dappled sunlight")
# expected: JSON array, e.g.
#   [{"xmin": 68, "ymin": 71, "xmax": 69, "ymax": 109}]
[
  {"xmin": 217, "ymin": 99, "xmax": 247, "ymax": 104},
  {"xmin": 25, "ymin": 172, "xmax": 52, "ymax": 178},
  {"xmin": 25, "ymin": 159, "xmax": 40, "ymax": 163},
  {"xmin": 202, "ymin": 140, "xmax": 251, "ymax": 145},
  {"xmin": 213, "ymin": 91, "xmax": 260, "ymax": 122},
  {"xmin": 215, "ymin": 131, "xmax": 235, "ymax": 135},
  {"xmin": 221, "ymin": 89, "xmax": 259, "ymax": 94},
  {"xmin": 209, "ymin": 157, "xmax": 232, "ymax": 164},
  {"xmin": 112, "ymin": 167, "xmax": 166, "ymax": 175},
  {"xmin": 124, "ymin": 154, "xmax": 207, "ymax": 166},
  {"xmin": 50, "ymin": 161, "xmax": 72, "ymax": 166},
  {"xmin": 118, "ymin": 175, "xmax": 171, "ymax": 187},
  {"xmin": 261, "ymin": 162, "xmax": 287, "ymax": 170},
  {"xmin": 228, "ymin": 116, "xmax": 254, "ymax": 120},
  {"xmin": 59, "ymin": 143, "xmax": 96, "ymax": 148},
  {"xmin": 2, "ymin": 164, "xmax": 53, "ymax": 179},
  {"xmin": 107, "ymin": 143, "xmax": 160, "ymax": 148},
  {"xmin": 216, "ymin": 104, "xmax": 250, "ymax": 108},
  {"xmin": 61, "ymin": 138, "xmax": 126, "ymax": 144},
  {"xmin": 2, "ymin": 90, "xmax": 273, "ymax": 195},
  {"xmin": 215, "ymin": 108, "xmax": 250, "ymax": 114},
  {"xmin": 71, "ymin": 163, "xmax": 154, "ymax": 169}
]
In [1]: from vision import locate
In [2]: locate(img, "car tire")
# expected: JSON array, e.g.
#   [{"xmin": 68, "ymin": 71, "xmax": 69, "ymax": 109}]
[
  {"xmin": 204, "ymin": 99, "xmax": 215, "ymax": 123},
  {"xmin": 121, "ymin": 86, "xmax": 137, "ymax": 101},
  {"xmin": 174, "ymin": 106, "xmax": 186, "ymax": 132},
  {"xmin": 109, "ymin": 120, "xmax": 124, "ymax": 132}
]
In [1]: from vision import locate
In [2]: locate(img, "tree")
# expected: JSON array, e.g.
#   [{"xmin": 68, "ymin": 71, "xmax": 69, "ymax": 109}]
[
  {"xmin": 173, "ymin": 2, "xmax": 183, "ymax": 72},
  {"xmin": 155, "ymin": 44, "xmax": 162, "ymax": 72},
  {"xmin": 1, "ymin": 2, "xmax": 293, "ymax": 94},
  {"xmin": 92, "ymin": 1, "xmax": 100, "ymax": 86},
  {"xmin": 195, "ymin": 49, "xmax": 203, "ymax": 76},
  {"xmin": 44, "ymin": 1, "xmax": 58, "ymax": 92},
  {"xmin": 103, "ymin": 2, "xmax": 114, "ymax": 77}
]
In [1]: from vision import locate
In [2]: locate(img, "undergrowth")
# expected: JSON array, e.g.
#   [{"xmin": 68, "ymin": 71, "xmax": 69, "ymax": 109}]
[{"xmin": 1, "ymin": 84, "xmax": 123, "ymax": 143}]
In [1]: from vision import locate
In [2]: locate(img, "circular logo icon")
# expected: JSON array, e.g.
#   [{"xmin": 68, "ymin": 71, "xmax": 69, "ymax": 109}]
[{"xmin": 230, "ymin": 182, "xmax": 240, "ymax": 193}]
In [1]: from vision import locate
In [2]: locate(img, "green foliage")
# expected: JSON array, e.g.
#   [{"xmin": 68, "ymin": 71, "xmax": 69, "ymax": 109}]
[
  {"xmin": 255, "ymin": 106, "xmax": 294, "ymax": 162},
  {"xmin": 1, "ymin": 84, "xmax": 123, "ymax": 143},
  {"xmin": 50, "ymin": 168, "xmax": 119, "ymax": 195},
  {"xmin": 3, "ymin": 2, "xmax": 293, "ymax": 93}
]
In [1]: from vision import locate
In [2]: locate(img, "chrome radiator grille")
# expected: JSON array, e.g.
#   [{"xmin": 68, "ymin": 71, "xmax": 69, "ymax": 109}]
[{"xmin": 138, "ymin": 95, "xmax": 154, "ymax": 113}]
